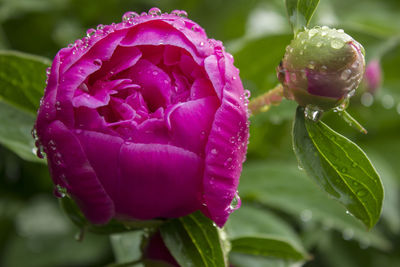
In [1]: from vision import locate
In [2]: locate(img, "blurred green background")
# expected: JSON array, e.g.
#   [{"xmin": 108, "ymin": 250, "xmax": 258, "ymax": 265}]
[{"xmin": 1, "ymin": 0, "xmax": 400, "ymax": 266}]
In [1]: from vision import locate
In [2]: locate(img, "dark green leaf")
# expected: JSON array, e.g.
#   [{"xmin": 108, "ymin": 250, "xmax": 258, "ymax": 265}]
[
  {"xmin": 230, "ymin": 252, "xmax": 297, "ymax": 267},
  {"xmin": 0, "ymin": 50, "xmax": 50, "ymax": 113},
  {"xmin": 60, "ymin": 197, "xmax": 163, "ymax": 235},
  {"xmin": 239, "ymin": 161, "xmax": 390, "ymax": 250},
  {"xmin": 231, "ymin": 238, "xmax": 305, "ymax": 261},
  {"xmin": 226, "ymin": 205, "xmax": 308, "ymax": 261},
  {"xmin": 2, "ymin": 196, "xmax": 110, "ymax": 267},
  {"xmin": 293, "ymin": 106, "xmax": 384, "ymax": 229},
  {"xmin": 160, "ymin": 211, "xmax": 226, "ymax": 267},
  {"xmin": 0, "ymin": 100, "xmax": 44, "ymax": 163},
  {"xmin": 285, "ymin": 0, "xmax": 320, "ymax": 34}
]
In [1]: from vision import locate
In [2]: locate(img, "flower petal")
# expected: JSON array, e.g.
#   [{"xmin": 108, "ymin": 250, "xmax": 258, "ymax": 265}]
[
  {"xmin": 166, "ymin": 96, "xmax": 219, "ymax": 155},
  {"xmin": 44, "ymin": 120, "xmax": 115, "ymax": 224},
  {"xmin": 202, "ymin": 85, "xmax": 249, "ymax": 227},
  {"xmin": 117, "ymin": 143, "xmax": 203, "ymax": 219}
]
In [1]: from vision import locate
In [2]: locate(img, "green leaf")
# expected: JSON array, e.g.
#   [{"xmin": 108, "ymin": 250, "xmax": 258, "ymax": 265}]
[
  {"xmin": 293, "ymin": 106, "xmax": 384, "ymax": 229},
  {"xmin": 109, "ymin": 231, "xmax": 144, "ymax": 265},
  {"xmin": 0, "ymin": 50, "xmax": 50, "ymax": 113},
  {"xmin": 239, "ymin": 161, "xmax": 390, "ymax": 250},
  {"xmin": 226, "ymin": 204, "xmax": 308, "ymax": 261},
  {"xmin": 0, "ymin": 100, "xmax": 44, "ymax": 163},
  {"xmin": 285, "ymin": 0, "xmax": 320, "ymax": 34},
  {"xmin": 2, "ymin": 196, "xmax": 110, "ymax": 267},
  {"xmin": 230, "ymin": 252, "xmax": 298, "ymax": 267},
  {"xmin": 160, "ymin": 211, "xmax": 226, "ymax": 267}
]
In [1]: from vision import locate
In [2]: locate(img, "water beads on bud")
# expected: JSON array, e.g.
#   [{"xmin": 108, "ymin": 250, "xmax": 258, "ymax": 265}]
[
  {"xmin": 148, "ymin": 7, "xmax": 161, "ymax": 17},
  {"xmin": 304, "ymin": 105, "xmax": 324, "ymax": 122}
]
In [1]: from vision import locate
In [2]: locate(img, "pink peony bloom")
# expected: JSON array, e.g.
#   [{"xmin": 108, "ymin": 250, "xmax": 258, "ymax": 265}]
[{"xmin": 34, "ymin": 8, "xmax": 249, "ymax": 227}]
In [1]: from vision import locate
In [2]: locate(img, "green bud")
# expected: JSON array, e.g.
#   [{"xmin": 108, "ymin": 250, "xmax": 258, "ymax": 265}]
[{"xmin": 277, "ymin": 26, "xmax": 365, "ymax": 111}]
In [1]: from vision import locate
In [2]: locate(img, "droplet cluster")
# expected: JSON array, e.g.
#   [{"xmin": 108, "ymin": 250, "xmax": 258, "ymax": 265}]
[{"xmin": 279, "ymin": 26, "xmax": 365, "ymax": 111}]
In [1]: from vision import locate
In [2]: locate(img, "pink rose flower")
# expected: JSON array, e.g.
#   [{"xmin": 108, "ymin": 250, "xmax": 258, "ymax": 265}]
[{"xmin": 34, "ymin": 8, "xmax": 249, "ymax": 227}]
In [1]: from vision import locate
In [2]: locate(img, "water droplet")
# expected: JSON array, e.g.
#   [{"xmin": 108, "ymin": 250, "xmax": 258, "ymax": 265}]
[
  {"xmin": 229, "ymin": 192, "xmax": 241, "ymax": 212},
  {"xmin": 55, "ymin": 101, "xmax": 61, "ymax": 111},
  {"xmin": 346, "ymin": 89, "xmax": 356, "ymax": 98},
  {"xmin": 54, "ymin": 184, "xmax": 67, "ymax": 198},
  {"xmin": 199, "ymin": 41, "xmax": 204, "ymax": 46},
  {"xmin": 171, "ymin": 10, "xmax": 187, "ymax": 18},
  {"xmin": 152, "ymin": 70, "xmax": 158, "ymax": 76},
  {"xmin": 93, "ymin": 59, "xmax": 102, "ymax": 66},
  {"xmin": 148, "ymin": 7, "xmax": 161, "ymax": 16},
  {"xmin": 300, "ymin": 209, "xmax": 313, "ymax": 222},
  {"xmin": 298, "ymin": 164, "xmax": 304, "ymax": 171},
  {"xmin": 341, "ymin": 69, "xmax": 352, "ymax": 80},
  {"xmin": 96, "ymin": 24, "xmax": 104, "ymax": 30},
  {"xmin": 244, "ymin": 89, "xmax": 251, "ymax": 99},
  {"xmin": 86, "ymin": 28, "xmax": 96, "ymax": 37},
  {"xmin": 211, "ymin": 148, "xmax": 218, "ymax": 155},
  {"xmin": 338, "ymin": 29, "xmax": 344, "ymax": 33},
  {"xmin": 48, "ymin": 140, "xmax": 56, "ymax": 150},
  {"xmin": 308, "ymin": 28, "xmax": 318, "ymax": 38},
  {"xmin": 316, "ymin": 42, "xmax": 322, "ymax": 48},
  {"xmin": 321, "ymin": 31, "xmax": 327, "ymax": 37},
  {"xmin": 331, "ymin": 39, "xmax": 344, "ymax": 49},
  {"xmin": 304, "ymin": 105, "xmax": 323, "ymax": 122},
  {"xmin": 224, "ymin": 157, "xmax": 233, "ymax": 168}
]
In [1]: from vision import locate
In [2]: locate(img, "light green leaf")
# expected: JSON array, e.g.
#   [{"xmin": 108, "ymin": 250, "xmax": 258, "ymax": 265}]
[
  {"xmin": 160, "ymin": 211, "xmax": 226, "ymax": 267},
  {"xmin": 226, "ymin": 204, "xmax": 308, "ymax": 261},
  {"xmin": 110, "ymin": 231, "xmax": 143, "ymax": 265},
  {"xmin": 239, "ymin": 161, "xmax": 390, "ymax": 250},
  {"xmin": 0, "ymin": 100, "xmax": 44, "ymax": 163},
  {"xmin": 0, "ymin": 50, "xmax": 50, "ymax": 113},
  {"xmin": 285, "ymin": 0, "xmax": 320, "ymax": 34},
  {"xmin": 293, "ymin": 106, "xmax": 384, "ymax": 229}
]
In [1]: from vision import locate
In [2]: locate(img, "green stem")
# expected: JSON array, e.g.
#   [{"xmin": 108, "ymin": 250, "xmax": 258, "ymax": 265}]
[
  {"xmin": 248, "ymin": 84, "xmax": 284, "ymax": 115},
  {"xmin": 336, "ymin": 110, "xmax": 368, "ymax": 134}
]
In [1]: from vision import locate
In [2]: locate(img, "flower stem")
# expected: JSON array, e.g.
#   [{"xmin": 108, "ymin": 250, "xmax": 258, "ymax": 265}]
[{"xmin": 248, "ymin": 84, "xmax": 284, "ymax": 115}]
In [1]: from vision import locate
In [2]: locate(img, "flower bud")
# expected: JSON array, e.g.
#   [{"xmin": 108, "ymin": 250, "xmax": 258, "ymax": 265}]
[
  {"xmin": 363, "ymin": 60, "xmax": 382, "ymax": 94},
  {"xmin": 278, "ymin": 26, "xmax": 365, "ymax": 111}
]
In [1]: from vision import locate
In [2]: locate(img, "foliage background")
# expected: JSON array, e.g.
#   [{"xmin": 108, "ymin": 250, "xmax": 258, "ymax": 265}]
[{"xmin": 1, "ymin": 0, "xmax": 400, "ymax": 266}]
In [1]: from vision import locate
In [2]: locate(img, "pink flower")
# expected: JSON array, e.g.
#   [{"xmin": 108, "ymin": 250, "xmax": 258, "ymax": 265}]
[{"xmin": 34, "ymin": 8, "xmax": 249, "ymax": 227}]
